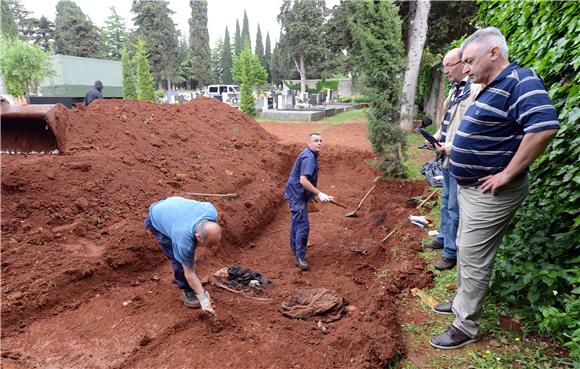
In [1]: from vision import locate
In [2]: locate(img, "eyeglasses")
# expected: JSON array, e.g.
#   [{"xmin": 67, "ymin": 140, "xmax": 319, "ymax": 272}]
[{"xmin": 442, "ymin": 60, "xmax": 463, "ymax": 71}]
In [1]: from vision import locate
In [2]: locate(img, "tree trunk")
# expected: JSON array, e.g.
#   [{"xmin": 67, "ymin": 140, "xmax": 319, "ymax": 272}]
[
  {"xmin": 435, "ymin": 74, "xmax": 447, "ymax": 126},
  {"xmin": 425, "ymin": 67, "xmax": 441, "ymax": 118},
  {"xmin": 293, "ymin": 53, "xmax": 306, "ymax": 100},
  {"xmin": 400, "ymin": 0, "xmax": 431, "ymax": 131}
]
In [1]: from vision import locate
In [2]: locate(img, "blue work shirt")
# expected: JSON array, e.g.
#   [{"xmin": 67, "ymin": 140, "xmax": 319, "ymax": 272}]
[
  {"xmin": 450, "ymin": 62, "xmax": 559, "ymax": 186},
  {"xmin": 148, "ymin": 196, "xmax": 218, "ymax": 268},
  {"xmin": 284, "ymin": 147, "xmax": 318, "ymax": 202}
]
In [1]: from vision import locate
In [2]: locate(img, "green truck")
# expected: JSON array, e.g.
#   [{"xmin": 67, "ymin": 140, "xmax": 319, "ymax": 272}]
[{"xmin": 39, "ymin": 54, "xmax": 123, "ymax": 103}]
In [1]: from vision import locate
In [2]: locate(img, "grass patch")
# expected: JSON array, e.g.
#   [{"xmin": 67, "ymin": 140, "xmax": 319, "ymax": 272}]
[
  {"xmin": 256, "ymin": 108, "xmax": 369, "ymax": 125},
  {"xmin": 319, "ymin": 108, "xmax": 369, "ymax": 124},
  {"xmin": 403, "ymin": 131, "xmax": 426, "ymax": 180}
]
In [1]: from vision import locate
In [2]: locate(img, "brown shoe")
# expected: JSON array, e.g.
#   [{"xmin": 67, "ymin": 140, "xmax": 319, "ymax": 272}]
[
  {"xmin": 434, "ymin": 257, "xmax": 456, "ymax": 270},
  {"xmin": 422, "ymin": 239, "xmax": 443, "ymax": 250}
]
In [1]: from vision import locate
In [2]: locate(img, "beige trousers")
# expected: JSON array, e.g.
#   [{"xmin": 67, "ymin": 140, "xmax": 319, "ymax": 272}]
[{"xmin": 452, "ymin": 174, "xmax": 529, "ymax": 338}]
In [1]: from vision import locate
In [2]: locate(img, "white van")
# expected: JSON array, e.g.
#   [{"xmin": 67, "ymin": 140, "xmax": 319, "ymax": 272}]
[{"xmin": 206, "ymin": 85, "xmax": 240, "ymax": 107}]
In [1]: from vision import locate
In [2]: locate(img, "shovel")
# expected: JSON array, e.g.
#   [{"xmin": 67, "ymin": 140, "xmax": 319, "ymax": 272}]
[{"xmin": 345, "ymin": 185, "xmax": 376, "ymax": 217}]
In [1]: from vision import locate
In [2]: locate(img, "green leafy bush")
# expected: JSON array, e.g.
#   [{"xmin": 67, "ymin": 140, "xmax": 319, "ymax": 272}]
[
  {"xmin": 315, "ymin": 79, "xmax": 339, "ymax": 92},
  {"xmin": 339, "ymin": 96, "xmax": 352, "ymax": 103},
  {"xmin": 353, "ymin": 96, "xmax": 370, "ymax": 103},
  {"xmin": 477, "ymin": 0, "xmax": 579, "ymax": 360}
]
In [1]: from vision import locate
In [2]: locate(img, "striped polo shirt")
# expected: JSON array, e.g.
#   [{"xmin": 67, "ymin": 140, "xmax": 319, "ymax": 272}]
[
  {"xmin": 450, "ymin": 62, "xmax": 559, "ymax": 186},
  {"xmin": 440, "ymin": 78, "xmax": 471, "ymax": 143}
]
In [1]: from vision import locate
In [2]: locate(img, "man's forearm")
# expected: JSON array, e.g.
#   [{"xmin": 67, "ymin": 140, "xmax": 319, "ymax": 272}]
[
  {"xmin": 184, "ymin": 266, "xmax": 204, "ymax": 295},
  {"xmin": 300, "ymin": 176, "xmax": 319, "ymax": 195},
  {"xmin": 503, "ymin": 129, "xmax": 558, "ymax": 179}
]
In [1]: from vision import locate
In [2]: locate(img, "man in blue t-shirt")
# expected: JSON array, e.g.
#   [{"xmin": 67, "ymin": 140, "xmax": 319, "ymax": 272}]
[
  {"xmin": 430, "ymin": 27, "xmax": 559, "ymax": 350},
  {"xmin": 144, "ymin": 196, "xmax": 222, "ymax": 315},
  {"xmin": 284, "ymin": 132, "xmax": 334, "ymax": 271}
]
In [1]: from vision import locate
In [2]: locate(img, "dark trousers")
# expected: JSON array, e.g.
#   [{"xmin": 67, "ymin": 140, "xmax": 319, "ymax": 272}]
[
  {"xmin": 288, "ymin": 199, "xmax": 309, "ymax": 259},
  {"xmin": 144, "ymin": 214, "xmax": 193, "ymax": 292}
]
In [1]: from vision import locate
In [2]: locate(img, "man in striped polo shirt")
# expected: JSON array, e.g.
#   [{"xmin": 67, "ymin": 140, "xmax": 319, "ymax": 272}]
[
  {"xmin": 430, "ymin": 27, "xmax": 559, "ymax": 350},
  {"xmin": 423, "ymin": 48, "xmax": 482, "ymax": 272}
]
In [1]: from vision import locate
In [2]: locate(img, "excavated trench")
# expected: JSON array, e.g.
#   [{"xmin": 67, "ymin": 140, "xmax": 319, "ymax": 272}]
[{"xmin": 1, "ymin": 99, "xmax": 433, "ymax": 369}]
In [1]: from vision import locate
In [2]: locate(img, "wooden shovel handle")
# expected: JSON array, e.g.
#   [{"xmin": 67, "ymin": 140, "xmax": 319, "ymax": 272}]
[
  {"xmin": 355, "ymin": 185, "xmax": 376, "ymax": 211},
  {"xmin": 330, "ymin": 199, "xmax": 347, "ymax": 208}
]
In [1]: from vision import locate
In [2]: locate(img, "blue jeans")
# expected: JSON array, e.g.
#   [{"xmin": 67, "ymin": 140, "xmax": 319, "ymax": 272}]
[
  {"xmin": 144, "ymin": 214, "xmax": 193, "ymax": 292},
  {"xmin": 288, "ymin": 199, "xmax": 309, "ymax": 259},
  {"xmin": 436, "ymin": 168, "xmax": 459, "ymax": 259}
]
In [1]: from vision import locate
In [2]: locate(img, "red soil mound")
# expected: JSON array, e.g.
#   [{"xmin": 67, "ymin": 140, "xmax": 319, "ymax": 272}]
[{"xmin": 1, "ymin": 98, "xmax": 292, "ymax": 335}]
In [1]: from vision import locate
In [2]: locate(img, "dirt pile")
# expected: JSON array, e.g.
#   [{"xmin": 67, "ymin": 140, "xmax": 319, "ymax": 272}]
[{"xmin": 1, "ymin": 97, "xmax": 291, "ymax": 335}]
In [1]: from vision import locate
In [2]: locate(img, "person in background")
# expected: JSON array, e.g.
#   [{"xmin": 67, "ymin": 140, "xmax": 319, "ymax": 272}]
[{"xmin": 84, "ymin": 80, "xmax": 103, "ymax": 106}]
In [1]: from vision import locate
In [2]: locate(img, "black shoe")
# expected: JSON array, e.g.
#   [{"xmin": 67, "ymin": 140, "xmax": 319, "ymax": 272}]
[
  {"xmin": 182, "ymin": 290, "xmax": 200, "ymax": 308},
  {"xmin": 422, "ymin": 239, "xmax": 444, "ymax": 250},
  {"xmin": 430, "ymin": 325, "xmax": 479, "ymax": 350},
  {"xmin": 434, "ymin": 257, "xmax": 456, "ymax": 270},
  {"xmin": 433, "ymin": 301, "xmax": 454, "ymax": 315},
  {"xmin": 295, "ymin": 257, "xmax": 309, "ymax": 271}
]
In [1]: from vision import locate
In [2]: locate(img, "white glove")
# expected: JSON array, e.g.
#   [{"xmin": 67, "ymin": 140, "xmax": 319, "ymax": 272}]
[
  {"xmin": 317, "ymin": 192, "xmax": 333, "ymax": 202},
  {"xmin": 196, "ymin": 291, "xmax": 216, "ymax": 315}
]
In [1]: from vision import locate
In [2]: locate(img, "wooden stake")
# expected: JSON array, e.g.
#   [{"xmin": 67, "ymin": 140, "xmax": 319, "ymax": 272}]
[
  {"xmin": 381, "ymin": 224, "xmax": 401, "ymax": 243},
  {"xmin": 416, "ymin": 189, "xmax": 438, "ymax": 209},
  {"xmin": 186, "ymin": 192, "xmax": 239, "ymax": 198}
]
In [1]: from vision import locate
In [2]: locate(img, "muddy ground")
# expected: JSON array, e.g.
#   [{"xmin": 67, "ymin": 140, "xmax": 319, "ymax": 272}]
[{"xmin": 1, "ymin": 99, "xmax": 435, "ymax": 369}]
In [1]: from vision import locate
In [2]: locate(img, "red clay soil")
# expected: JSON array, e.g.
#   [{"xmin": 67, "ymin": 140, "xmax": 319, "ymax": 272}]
[{"xmin": 1, "ymin": 100, "xmax": 434, "ymax": 369}]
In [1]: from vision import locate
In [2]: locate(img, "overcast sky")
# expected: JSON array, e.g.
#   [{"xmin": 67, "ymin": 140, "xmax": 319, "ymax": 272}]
[{"xmin": 28, "ymin": 0, "xmax": 340, "ymax": 48}]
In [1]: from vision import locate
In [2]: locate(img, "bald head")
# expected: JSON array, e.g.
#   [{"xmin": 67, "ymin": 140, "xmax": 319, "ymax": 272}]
[
  {"xmin": 442, "ymin": 48, "xmax": 466, "ymax": 84},
  {"xmin": 195, "ymin": 221, "xmax": 222, "ymax": 247}
]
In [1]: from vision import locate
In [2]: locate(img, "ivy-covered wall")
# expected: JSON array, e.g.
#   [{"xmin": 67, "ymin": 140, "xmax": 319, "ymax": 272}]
[{"xmin": 477, "ymin": 0, "xmax": 579, "ymax": 360}]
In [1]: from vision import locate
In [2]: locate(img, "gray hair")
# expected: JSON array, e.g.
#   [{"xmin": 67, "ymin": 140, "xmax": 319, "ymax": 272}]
[{"xmin": 462, "ymin": 27, "xmax": 509, "ymax": 59}]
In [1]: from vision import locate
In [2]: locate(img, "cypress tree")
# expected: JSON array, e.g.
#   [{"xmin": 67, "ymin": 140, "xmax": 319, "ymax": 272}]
[
  {"xmin": 241, "ymin": 10, "xmax": 251, "ymax": 51},
  {"xmin": 222, "ymin": 27, "xmax": 233, "ymax": 84},
  {"xmin": 54, "ymin": 0, "xmax": 102, "ymax": 57},
  {"xmin": 264, "ymin": 32, "xmax": 271, "ymax": 82},
  {"xmin": 210, "ymin": 38, "xmax": 223, "ymax": 84},
  {"xmin": 134, "ymin": 38, "xmax": 155, "ymax": 101},
  {"xmin": 255, "ymin": 24, "xmax": 264, "ymax": 64},
  {"xmin": 189, "ymin": 0, "xmax": 211, "ymax": 88},
  {"xmin": 121, "ymin": 48, "xmax": 137, "ymax": 99},
  {"xmin": 234, "ymin": 19, "xmax": 241, "ymax": 56}
]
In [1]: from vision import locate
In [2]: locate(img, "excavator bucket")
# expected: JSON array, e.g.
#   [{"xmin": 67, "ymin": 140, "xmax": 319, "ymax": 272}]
[{"xmin": 1, "ymin": 102, "xmax": 70, "ymax": 154}]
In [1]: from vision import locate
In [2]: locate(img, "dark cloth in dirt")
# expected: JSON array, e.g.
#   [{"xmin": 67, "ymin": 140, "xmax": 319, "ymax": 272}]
[
  {"xmin": 420, "ymin": 157, "xmax": 443, "ymax": 188},
  {"xmin": 84, "ymin": 80, "xmax": 103, "ymax": 106},
  {"xmin": 213, "ymin": 265, "xmax": 271, "ymax": 292},
  {"xmin": 280, "ymin": 288, "xmax": 348, "ymax": 322}
]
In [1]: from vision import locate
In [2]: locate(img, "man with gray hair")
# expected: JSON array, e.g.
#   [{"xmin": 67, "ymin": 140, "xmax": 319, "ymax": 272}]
[
  {"xmin": 430, "ymin": 27, "xmax": 560, "ymax": 349},
  {"xmin": 145, "ymin": 196, "xmax": 222, "ymax": 315}
]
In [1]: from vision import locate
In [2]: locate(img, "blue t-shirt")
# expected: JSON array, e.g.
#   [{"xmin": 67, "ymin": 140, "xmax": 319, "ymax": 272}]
[
  {"xmin": 148, "ymin": 196, "xmax": 218, "ymax": 267},
  {"xmin": 284, "ymin": 147, "xmax": 319, "ymax": 202},
  {"xmin": 450, "ymin": 63, "xmax": 559, "ymax": 186}
]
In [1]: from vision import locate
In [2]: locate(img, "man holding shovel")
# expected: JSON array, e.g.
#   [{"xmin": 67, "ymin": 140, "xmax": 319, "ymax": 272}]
[
  {"xmin": 144, "ymin": 196, "xmax": 221, "ymax": 315},
  {"xmin": 285, "ymin": 132, "xmax": 334, "ymax": 271}
]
